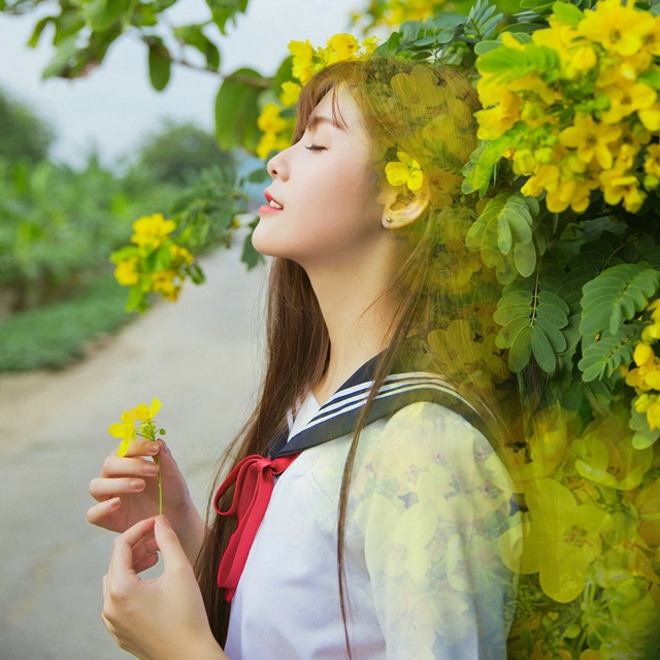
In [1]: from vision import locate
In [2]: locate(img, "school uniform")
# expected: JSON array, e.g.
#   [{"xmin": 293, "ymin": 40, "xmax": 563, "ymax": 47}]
[{"xmin": 220, "ymin": 354, "xmax": 520, "ymax": 659}]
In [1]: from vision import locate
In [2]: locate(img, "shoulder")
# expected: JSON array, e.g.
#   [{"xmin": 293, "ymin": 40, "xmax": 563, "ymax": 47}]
[
  {"xmin": 367, "ymin": 400, "xmax": 493, "ymax": 461},
  {"xmin": 353, "ymin": 400, "xmax": 510, "ymax": 497}
]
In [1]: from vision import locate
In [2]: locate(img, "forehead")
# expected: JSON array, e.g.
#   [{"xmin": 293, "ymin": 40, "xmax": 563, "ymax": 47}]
[{"xmin": 309, "ymin": 84, "xmax": 364, "ymax": 135}]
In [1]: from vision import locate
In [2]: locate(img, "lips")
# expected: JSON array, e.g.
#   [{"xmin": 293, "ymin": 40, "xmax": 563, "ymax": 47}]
[{"xmin": 264, "ymin": 190, "xmax": 284, "ymax": 209}]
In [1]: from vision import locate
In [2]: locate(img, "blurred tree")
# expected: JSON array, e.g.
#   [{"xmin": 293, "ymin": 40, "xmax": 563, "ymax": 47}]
[
  {"xmin": 134, "ymin": 121, "xmax": 235, "ymax": 186},
  {"xmin": 0, "ymin": 86, "xmax": 55, "ymax": 163}
]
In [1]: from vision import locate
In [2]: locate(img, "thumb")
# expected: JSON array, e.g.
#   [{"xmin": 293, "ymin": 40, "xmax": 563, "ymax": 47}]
[
  {"xmin": 155, "ymin": 440, "xmax": 182, "ymax": 478},
  {"xmin": 154, "ymin": 515, "xmax": 188, "ymax": 569}
]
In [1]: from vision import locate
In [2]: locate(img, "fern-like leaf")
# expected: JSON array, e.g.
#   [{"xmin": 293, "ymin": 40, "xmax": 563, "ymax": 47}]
[
  {"xmin": 579, "ymin": 262, "xmax": 660, "ymax": 337},
  {"xmin": 577, "ymin": 324, "xmax": 638, "ymax": 383}
]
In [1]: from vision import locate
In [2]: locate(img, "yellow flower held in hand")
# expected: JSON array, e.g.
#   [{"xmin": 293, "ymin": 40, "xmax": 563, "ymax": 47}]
[
  {"xmin": 107, "ymin": 399, "xmax": 167, "ymax": 514},
  {"xmin": 108, "ymin": 410, "xmax": 137, "ymax": 458}
]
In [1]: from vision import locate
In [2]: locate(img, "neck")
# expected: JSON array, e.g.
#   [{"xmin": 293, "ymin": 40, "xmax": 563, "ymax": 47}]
[{"xmin": 304, "ymin": 250, "xmax": 399, "ymax": 405}]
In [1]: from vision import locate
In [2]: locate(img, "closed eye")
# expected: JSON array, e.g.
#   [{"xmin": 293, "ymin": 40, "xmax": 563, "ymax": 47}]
[{"xmin": 305, "ymin": 145, "xmax": 326, "ymax": 151}]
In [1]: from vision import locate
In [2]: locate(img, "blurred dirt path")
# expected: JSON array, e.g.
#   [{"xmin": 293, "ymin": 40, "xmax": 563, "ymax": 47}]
[{"xmin": 0, "ymin": 245, "xmax": 266, "ymax": 659}]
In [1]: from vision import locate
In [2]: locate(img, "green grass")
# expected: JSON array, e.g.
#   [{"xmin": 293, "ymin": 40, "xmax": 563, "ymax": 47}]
[{"xmin": 0, "ymin": 274, "xmax": 134, "ymax": 371}]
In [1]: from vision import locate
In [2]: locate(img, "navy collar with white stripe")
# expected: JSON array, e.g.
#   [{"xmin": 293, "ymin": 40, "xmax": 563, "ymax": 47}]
[{"xmin": 268, "ymin": 351, "xmax": 495, "ymax": 459}]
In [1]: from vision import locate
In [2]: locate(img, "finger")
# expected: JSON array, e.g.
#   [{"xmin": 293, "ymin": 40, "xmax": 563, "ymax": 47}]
[
  {"xmin": 108, "ymin": 517, "xmax": 157, "ymax": 581},
  {"xmin": 153, "ymin": 515, "xmax": 188, "ymax": 570},
  {"xmin": 86, "ymin": 497, "xmax": 121, "ymax": 526},
  {"xmin": 120, "ymin": 438, "xmax": 161, "ymax": 459},
  {"xmin": 133, "ymin": 552, "xmax": 159, "ymax": 574},
  {"xmin": 131, "ymin": 532, "xmax": 158, "ymax": 564},
  {"xmin": 89, "ymin": 477, "xmax": 146, "ymax": 502},
  {"xmin": 100, "ymin": 455, "xmax": 159, "ymax": 479}
]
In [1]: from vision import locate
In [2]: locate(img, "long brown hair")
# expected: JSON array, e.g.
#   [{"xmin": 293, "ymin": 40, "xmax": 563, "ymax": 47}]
[{"xmin": 195, "ymin": 56, "xmax": 523, "ymax": 653}]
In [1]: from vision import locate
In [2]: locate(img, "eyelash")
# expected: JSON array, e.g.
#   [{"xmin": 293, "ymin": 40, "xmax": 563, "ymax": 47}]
[{"xmin": 305, "ymin": 145, "xmax": 326, "ymax": 151}]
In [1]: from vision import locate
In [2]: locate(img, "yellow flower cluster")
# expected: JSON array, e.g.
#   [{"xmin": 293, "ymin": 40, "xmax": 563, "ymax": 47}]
[
  {"xmin": 112, "ymin": 213, "xmax": 194, "ymax": 304},
  {"xmin": 626, "ymin": 299, "xmax": 660, "ymax": 431},
  {"xmin": 475, "ymin": 0, "xmax": 660, "ymax": 214},
  {"xmin": 254, "ymin": 33, "xmax": 379, "ymax": 160}
]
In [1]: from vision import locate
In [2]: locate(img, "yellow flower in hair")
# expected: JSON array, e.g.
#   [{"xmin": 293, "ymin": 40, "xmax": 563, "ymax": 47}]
[
  {"xmin": 326, "ymin": 33, "xmax": 359, "ymax": 61},
  {"xmin": 385, "ymin": 151, "xmax": 424, "ymax": 191}
]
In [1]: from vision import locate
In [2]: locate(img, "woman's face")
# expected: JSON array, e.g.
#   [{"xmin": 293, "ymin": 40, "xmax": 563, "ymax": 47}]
[{"xmin": 252, "ymin": 84, "xmax": 387, "ymax": 269}]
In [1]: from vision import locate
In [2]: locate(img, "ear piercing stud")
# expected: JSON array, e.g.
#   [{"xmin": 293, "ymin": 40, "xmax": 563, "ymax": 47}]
[{"xmin": 385, "ymin": 217, "xmax": 393, "ymax": 224}]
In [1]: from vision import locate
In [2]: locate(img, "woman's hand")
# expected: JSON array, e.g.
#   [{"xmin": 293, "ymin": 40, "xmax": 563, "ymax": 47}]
[
  {"xmin": 87, "ymin": 439, "xmax": 205, "ymax": 564},
  {"xmin": 102, "ymin": 516, "xmax": 227, "ymax": 660}
]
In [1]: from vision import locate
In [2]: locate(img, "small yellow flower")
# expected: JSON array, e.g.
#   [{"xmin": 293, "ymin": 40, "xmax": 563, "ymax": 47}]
[
  {"xmin": 257, "ymin": 103, "xmax": 288, "ymax": 134},
  {"xmin": 279, "ymin": 81, "xmax": 301, "ymax": 108},
  {"xmin": 130, "ymin": 397, "xmax": 162, "ymax": 421},
  {"xmin": 385, "ymin": 151, "xmax": 424, "ymax": 191},
  {"xmin": 600, "ymin": 82, "xmax": 657, "ymax": 124},
  {"xmin": 108, "ymin": 410, "xmax": 137, "ymax": 458},
  {"xmin": 255, "ymin": 130, "xmax": 291, "ymax": 161},
  {"xmin": 634, "ymin": 342, "xmax": 655, "ymax": 367},
  {"xmin": 558, "ymin": 113, "xmax": 621, "ymax": 169},
  {"xmin": 288, "ymin": 39, "xmax": 315, "ymax": 85},
  {"xmin": 520, "ymin": 478, "xmax": 611, "ymax": 603},
  {"xmin": 578, "ymin": 0, "xmax": 655, "ymax": 58},
  {"xmin": 131, "ymin": 213, "xmax": 176, "ymax": 248},
  {"xmin": 114, "ymin": 257, "xmax": 139, "ymax": 286},
  {"xmin": 326, "ymin": 33, "xmax": 359, "ymax": 61}
]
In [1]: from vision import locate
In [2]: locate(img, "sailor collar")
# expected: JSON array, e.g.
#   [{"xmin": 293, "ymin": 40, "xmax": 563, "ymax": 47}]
[{"xmin": 267, "ymin": 351, "xmax": 495, "ymax": 459}]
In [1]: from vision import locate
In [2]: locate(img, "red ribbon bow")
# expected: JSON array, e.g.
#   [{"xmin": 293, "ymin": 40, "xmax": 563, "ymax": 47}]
[{"xmin": 213, "ymin": 453, "xmax": 299, "ymax": 601}]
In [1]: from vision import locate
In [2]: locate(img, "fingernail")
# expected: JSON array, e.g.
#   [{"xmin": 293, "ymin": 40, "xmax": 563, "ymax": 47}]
[
  {"xmin": 155, "ymin": 515, "xmax": 170, "ymax": 529},
  {"xmin": 146, "ymin": 443, "xmax": 160, "ymax": 455},
  {"xmin": 129, "ymin": 479, "xmax": 144, "ymax": 491},
  {"xmin": 108, "ymin": 497, "xmax": 121, "ymax": 508},
  {"xmin": 143, "ymin": 463, "xmax": 159, "ymax": 476}
]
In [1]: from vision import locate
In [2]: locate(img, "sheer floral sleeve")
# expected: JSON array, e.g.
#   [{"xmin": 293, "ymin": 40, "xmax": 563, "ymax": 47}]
[{"xmin": 349, "ymin": 401, "xmax": 521, "ymax": 660}]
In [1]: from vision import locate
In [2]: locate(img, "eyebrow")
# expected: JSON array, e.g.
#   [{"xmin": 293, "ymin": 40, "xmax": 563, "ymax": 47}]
[{"xmin": 306, "ymin": 113, "xmax": 347, "ymax": 132}]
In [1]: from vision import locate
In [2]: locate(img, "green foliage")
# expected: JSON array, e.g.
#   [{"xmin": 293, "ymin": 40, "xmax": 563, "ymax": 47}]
[
  {"xmin": 579, "ymin": 263, "xmax": 660, "ymax": 337},
  {"xmin": 465, "ymin": 191, "xmax": 540, "ymax": 283},
  {"xmin": 214, "ymin": 68, "xmax": 265, "ymax": 152},
  {"xmin": 0, "ymin": 87, "xmax": 54, "ymax": 163},
  {"xmin": 133, "ymin": 121, "xmax": 234, "ymax": 185},
  {"xmin": 0, "ymin": 273, "xmax": 133, "ymax": 371},
  {"xmin": 493, "ymin": 255, "xmax": 570, "ymax": 373},
  {"xmin": 630, "ymin": 394, "xmax": 660, "ymax": 449}
]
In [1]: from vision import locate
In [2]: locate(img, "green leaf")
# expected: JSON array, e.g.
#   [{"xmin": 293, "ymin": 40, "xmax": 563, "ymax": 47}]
[
  {"xmin": 531, "ymin": 324, "xmax": 556, "ymax": 372},
  {"xmin": 174, "ymin": 24, "xmax": 220, "ymax": 70},
  {"xmin": 247, "ymin": 167, "xmax": 269, "ymax": 183},
  {"xmin": 28, "ymin": 16, "xmax": 55, "ymax": 48},
  {"xmin": 462, "ymin": 123, "xmax": 525, "ymax": 197},
  {"xmin": 509, "ymin": 325, "xmax": 532, "ymax": 373},
  {"xmin": 514, "ymin": 240, "xmax": 536, "ymax": 277},
  {"xmin": 432, "ymin": 13, "xmax": 468, "ymax": 30},
  {"xmin": 148, "ymin": 43, "xmax": 171, "ymax": 91},
  {"xmin": 579, "ymin": 263, "xmax": 660, "ymax": 336},
  {"xmin": 578, "ymin": 324, "xmax": 636, "ymax": 382},
  {"xmin": 550, "ymin": 1, "xmax": 585, "ymax": 27},
  {"xmin": 241, "ymin": 217, "xmax": 264, "ymax": 270},
  {"xmin": 214, "ymin": 68, "xmax": 264, "ymax": 151},
  {"xmin": 42, "ymin": 37, "xmax": 78, "ymax": 79}
]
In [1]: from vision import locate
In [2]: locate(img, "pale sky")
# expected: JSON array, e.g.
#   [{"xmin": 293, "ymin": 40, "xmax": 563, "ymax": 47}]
[{"xmin": 0, "ymin": 0, "xmax": 373, "ymax": 169}]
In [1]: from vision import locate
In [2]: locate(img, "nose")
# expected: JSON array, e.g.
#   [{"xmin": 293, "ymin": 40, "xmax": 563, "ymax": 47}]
[{"xmin": 266, "ymin": 149, "xmax": 289, "ymax": 180}]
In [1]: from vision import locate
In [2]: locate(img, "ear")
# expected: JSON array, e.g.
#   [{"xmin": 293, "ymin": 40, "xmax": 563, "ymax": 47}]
[{"xmin": 379, "ymin": 180, "xmax": 430, "ymax": 229}]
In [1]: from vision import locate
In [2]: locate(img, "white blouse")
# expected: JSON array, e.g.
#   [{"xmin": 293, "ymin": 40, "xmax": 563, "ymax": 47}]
[{"xmin": 224, "ymin": 399, "xmax": 519, "ymax": 659}]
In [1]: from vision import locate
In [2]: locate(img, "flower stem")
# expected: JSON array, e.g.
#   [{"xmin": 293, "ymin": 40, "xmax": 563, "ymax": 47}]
[{"xmin": 153, "ymin": 454, "xmax": 163, "ymax": 516}]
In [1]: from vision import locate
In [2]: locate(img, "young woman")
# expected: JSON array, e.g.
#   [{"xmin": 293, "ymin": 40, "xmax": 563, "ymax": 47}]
[{"xmin": 88, "ymin": 56, "xmax": 521, "ymax": 659}]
